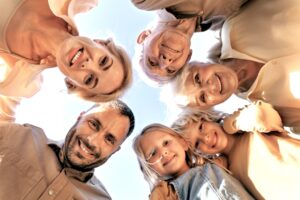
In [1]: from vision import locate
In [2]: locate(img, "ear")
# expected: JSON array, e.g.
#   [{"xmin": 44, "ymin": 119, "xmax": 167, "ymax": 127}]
[
  {"xmin": 137, "ymin": 30, "xmax": 151, "ymax": 44},
  {"xmin": 64, "ymin": 77, "xmax": 77, "ymax": 91}
]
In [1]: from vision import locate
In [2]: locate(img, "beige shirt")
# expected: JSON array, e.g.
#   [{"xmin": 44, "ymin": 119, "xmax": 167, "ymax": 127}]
[
  {"xmin": 131, "ymin": 0, "xmax": 245, "ymax": 21},
  {"xmin": 221, "ymin": 0, "xmax": 300, "ymax": 133},
  {"xmin": 0, "ymin": 122, "xmax": 111, "ymax": 200},
  {"xmin": 228, "ymin": 131, "xmax": 300, "ymax": 200}
]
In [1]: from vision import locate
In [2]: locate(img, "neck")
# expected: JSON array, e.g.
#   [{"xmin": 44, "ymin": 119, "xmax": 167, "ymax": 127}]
[
  {"xmin": 223, "ymin": 134, "xmax": 237, "ymax": 155},
  {"xmin": 6, "ymin": 0, "xmax": 73, "ymax": 65},
  {"xmin": 223, "ymin": 59, "xmax": 263, "ymax": 92},
  {"xmin": 165, "ymin": 17, "xmax": 197, "ymax": 37},
  {"xmin": 32, "ymin": 21, "xmax": 72, "ymax": 59}
]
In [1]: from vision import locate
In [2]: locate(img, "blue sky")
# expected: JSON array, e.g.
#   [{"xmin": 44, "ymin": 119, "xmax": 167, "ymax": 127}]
[{"xmin": 15, "ymin": 0, "xmax": 247, "ymax": 199}]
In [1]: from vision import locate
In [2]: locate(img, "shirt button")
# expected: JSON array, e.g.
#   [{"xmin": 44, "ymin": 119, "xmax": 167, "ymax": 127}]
[{"xmin": 48, "ymin": 189, "xmax": 54, "ymax": 196}]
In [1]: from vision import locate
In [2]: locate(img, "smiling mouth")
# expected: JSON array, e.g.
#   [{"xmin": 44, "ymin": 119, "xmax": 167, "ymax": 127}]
[
  {"xmin": 215, "ymin": 73, "xmax": 223, "ymax": 94},
  {"xmin": 163, "ymin": 155, "xmax": 176, "ymax": 166},
  {"xmin": 69, "ymin": 48, "xmax": 84, "ymax": 66},
  {"xmin": 210, "ymin": 132, "xmax": 217, "ymax": 148},
  {"xmin": 78, "ymin": 138, "xmax": 95, "ymax": 157}
]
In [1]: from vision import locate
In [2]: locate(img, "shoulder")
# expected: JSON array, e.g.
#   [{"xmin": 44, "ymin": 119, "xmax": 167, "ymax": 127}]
[
  {"xmin": 0, "ymin": 122, "xmax": 47, "ymax": 147},
  {"xmin": 150, "ymin": 181, "xmax": 178, "ymax": 200}
]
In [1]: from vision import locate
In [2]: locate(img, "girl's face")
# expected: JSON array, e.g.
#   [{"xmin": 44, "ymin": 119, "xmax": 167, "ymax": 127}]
[
  {"xmin": 186, "ymin": 119, "xmax": 229, "ymax": 155},
  {"xmin": 57, "ymin": 36, "xmax": 125, "ymax": 95},
  {"xmin": 138, "ymin": 27, "xmax": 192, "ymax": 79},
  {"xmin": 139, "ymin": 130, "xmax": 190, "ymax": 178},
  {"xmin": 182, "ymin": 63, "xmax": 238, "ymax": 109}
]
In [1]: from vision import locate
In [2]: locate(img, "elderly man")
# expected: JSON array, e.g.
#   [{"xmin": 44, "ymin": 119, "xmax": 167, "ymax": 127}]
[
  {"xmin": 0, "ymin": 100, "xmax": 135, "ymax": 200},
  {"xmin": 133, "ymin": 0, "xmax": 246, "ymax": 84}
]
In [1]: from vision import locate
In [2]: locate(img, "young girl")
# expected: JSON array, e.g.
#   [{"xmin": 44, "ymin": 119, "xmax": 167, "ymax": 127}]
[
  {"xmin": 132, "ymin": 123, "xmax": 253, "ymax": 200},
  {"xmin": 172, "ymin": 101, "xmax": 300, "ymax": 200}
]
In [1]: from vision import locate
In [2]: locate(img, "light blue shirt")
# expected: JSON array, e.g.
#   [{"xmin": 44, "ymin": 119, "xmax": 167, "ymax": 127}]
[{"xmin": 170, "ymin": 163, "xmax": 254, "ymax": 200}]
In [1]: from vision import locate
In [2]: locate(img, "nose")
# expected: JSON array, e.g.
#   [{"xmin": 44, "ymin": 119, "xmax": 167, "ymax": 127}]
[
  {"xmin": 159, "ymin": 54, "xmax": 172, "ymax": 67},
  {"xmin": 199, "ymin": 133, "xmax": 209, "ymax": 144},
  {"xmin": 162, "ymin": 149, "xmax": 169, "ymax": 158},
  {"xmin": 86, "ymin": 132, "xmax": 101, "ymax": 147},
  {"xmin": 80, "ymin": 58, "xmax": 89, "ymax": 69}
]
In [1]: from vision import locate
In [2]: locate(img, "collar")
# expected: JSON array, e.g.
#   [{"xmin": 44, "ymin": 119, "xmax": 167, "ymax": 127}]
[
  {"xmin": 158, "ymin": 8, "xmax": 211, "ymax": 32},
  {"xmin": 48, "ymin": 141, "xmax": 94, "ymax": 182}
]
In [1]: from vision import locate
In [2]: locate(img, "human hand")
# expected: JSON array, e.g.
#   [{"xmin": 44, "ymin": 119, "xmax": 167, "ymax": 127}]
[{"xmin": 223, "ymin": 101, "xmax": 285, "ymax": 134}]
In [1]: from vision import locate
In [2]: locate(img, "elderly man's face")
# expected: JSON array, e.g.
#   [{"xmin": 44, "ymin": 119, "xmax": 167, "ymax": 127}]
[
  {"xmin": 138, "ymin": 27, "xmax": 192, "ymax": 80},
  {"xmin": 64, "ymin": 107, "xmax": 130, "ymax": 170}
]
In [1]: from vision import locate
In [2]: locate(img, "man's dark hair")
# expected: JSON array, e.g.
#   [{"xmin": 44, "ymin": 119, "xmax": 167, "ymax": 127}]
[{"xmin": 88, "ymin": 100, "xmax": 135, "ymax": 137}]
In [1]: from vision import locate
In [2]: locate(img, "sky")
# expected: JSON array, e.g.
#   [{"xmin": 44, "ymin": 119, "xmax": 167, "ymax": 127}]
[{"xmin": 15, "ymin": 0, "xmax": 247, "ymax": 199}]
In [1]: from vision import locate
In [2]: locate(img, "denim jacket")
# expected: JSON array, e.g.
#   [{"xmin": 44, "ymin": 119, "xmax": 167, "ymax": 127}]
[{"xmin": 170, "ymin": 164, "xmax": 254, "ymax": 200}]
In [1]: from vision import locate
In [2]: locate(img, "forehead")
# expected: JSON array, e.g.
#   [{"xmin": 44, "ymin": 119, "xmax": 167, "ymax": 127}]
[
  {"xmin": 140, "ymin": 130, "xmax": 174, "ymax": 149},
  {"xmin": 83, "ymin": 107, "xmax": 130, "ymax": 138}
]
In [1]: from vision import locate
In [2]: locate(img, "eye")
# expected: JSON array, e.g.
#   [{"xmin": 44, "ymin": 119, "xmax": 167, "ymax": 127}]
[
  {"xmin": 105, "ymin": 134, "xmax": 116, "ymax": 145},
  {"xmin": 84, "ymin": 74, "xmax": 94, "ymax": 85},
  {"xmin": 146, "ymin": 149, "xmax": 156, "ymax": 161},
  {"xmin": 162, "ymin": 140, "xmax": 169, "ymax": 146},
  {"xmin": 166, "ymin": 68, "xmax": 176, "ymax": 74},
  {"xmin": 88, "ymin": 119, "xmax": 100, "ymax": 131},
  {"xmin": 199, "ymin": 122, "xmax": 203, "ymax": 131},
  {"xmin": 194, "ymin": 73, "xmax": 201, "ymax": 85},
  {"xmin": 199, "ymin": 93, "xmax": 206, "ymax": 103},
  {"xmin": 195, "ymin": 140, "xmax": 200, "ymax": 149},
  {"xmin": 148, "ymin": 58, "xmax": 158, "ymax": 67},
  {"xmin": 99, "ymin": 56, "xmax": 109, "ymax": 66}
]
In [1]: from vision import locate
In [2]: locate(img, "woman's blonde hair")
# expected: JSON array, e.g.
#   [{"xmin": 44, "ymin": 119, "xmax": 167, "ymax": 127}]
[
  {"xmin": 132, "ymin": 123, "xmax": 203, "ymax": 190},
  {"xmin": 65, "ymin": 43, "xmax": 133, "ymax": 102}
]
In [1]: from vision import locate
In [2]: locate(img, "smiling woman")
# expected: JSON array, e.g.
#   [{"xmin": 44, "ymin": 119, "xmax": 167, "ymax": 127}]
[
  {"xmin": 0, "ymin": 0, "xmax": 132, "ymax": 114},
  {"xmin": 56, "ymin": 36, "xmax": 132, "ymax": 101},
  {"xmin": 171, "ymin": 61, "xmax": 238, "ymax": 109}
]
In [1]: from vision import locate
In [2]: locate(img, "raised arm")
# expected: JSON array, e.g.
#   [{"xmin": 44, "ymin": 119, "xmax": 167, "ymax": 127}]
[{"xmin": 223, "ymin": 100, "xmax": 286, "ymax": 134}]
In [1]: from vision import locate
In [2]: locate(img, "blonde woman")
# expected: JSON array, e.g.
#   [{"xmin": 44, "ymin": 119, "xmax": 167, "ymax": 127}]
[{"xmin": 0, "ymin": 0, "xmax": 132, "ymax": 121}]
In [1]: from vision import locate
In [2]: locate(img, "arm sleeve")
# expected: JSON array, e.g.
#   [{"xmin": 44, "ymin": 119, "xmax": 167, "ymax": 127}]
[
  {"xmin": 223, "ymin": 100, "xmax": 285, "ymax": 134},
  {"xmin": 150, "ymin": 181, "xmax": 178, "ymax": 200},
  {"xmin": 0, "ymin": 96, "xmax": 21, "ymax": 123}
]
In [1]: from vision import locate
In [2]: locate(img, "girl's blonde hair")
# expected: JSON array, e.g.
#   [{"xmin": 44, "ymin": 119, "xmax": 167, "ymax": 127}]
[
  {"xmin": 171, "ymin": 108, "xmax": 225, "ymax": 135},
  {"xmin": 66, "ymin": 43, "xmax": 132, "ymax": 102},
  {"xmin": 132, "ymin": 123, "xmax": 204, "ymax": 190}
]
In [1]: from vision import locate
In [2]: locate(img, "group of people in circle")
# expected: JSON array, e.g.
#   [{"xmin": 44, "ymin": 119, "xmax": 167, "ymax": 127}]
[{"xmin": 1, "ymin": 0, "xmax": 300, "ymax": 199}]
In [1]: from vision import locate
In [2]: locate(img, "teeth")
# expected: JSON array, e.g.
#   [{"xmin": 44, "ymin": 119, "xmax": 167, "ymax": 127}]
[
  {"xmin": 71, "ymin": 49, "xmax": 82, "ymax": 65},
  {"xmin": 79, "ymin": 140, "xmax": 92, "ymax": 155},
  {"xmin": 215, "ymin": 74, "xmax": 222, "ymax": 93}
]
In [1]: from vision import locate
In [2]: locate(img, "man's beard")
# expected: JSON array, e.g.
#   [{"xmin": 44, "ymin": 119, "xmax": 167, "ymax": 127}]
[{"xmin": 61, "ymin": 124, "xmax": 109, "ymax": 172}]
